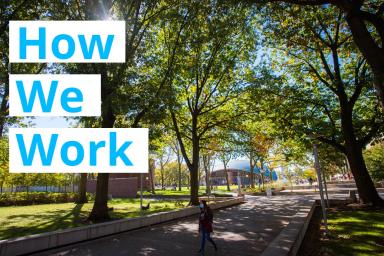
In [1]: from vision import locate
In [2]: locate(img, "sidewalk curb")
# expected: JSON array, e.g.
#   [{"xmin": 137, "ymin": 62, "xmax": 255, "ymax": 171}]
[
  {"xmin": 260, "ymin": 200, "xmax": 316, "ymax": 256},
  {"xmin": 0, "ymin": 197, "xmax": 244, "ymax": 256}
]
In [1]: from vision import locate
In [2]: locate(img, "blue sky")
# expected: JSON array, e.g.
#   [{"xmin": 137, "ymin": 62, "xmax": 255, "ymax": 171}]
[{"xmin": 30, "ymin": 117, "xmax": 72, "ymax": 128}]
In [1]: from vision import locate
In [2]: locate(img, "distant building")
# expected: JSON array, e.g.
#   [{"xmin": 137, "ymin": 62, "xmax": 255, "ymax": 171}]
[
  {"xmin": 87, "ymin": 173, "xmax": 153, "ymax": 198},
  {"xmin": 210, "ymin": 159, "xmax": 278, "ymax": 186}
]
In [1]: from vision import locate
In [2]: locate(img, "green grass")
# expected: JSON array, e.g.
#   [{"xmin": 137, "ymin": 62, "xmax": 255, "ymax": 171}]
[
  {"xmin": 212, "ymin": 185, "xmax": 238, "ymax": 193},
  {"xmin": 0, "ymin": 198, "xmax": 188, "ymax": 240},
  {"xmin": 139, "ymin": 186, "xmax": 236, "ymax": 196},
  {"xmin": 323, "ymin": 208, "xmax": 384, "ymax": 256},
  {"xmin": 140, "ymin": 187, "xmax": 204, "ymax": 196}
]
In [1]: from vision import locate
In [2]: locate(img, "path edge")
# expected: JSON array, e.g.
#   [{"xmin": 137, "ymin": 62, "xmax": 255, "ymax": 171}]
[
  {"xmin": 260, "ymin": 199, "xmax": 316, "ymax": 256},
  {"xmin": 0, "ymin": 197, "xmax": 244, "ymax": 256}
]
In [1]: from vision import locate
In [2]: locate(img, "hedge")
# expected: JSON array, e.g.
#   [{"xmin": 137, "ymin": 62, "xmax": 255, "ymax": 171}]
[{"xmin": 0, "ymin": 192, "xmax": 94, "ymax": 206}]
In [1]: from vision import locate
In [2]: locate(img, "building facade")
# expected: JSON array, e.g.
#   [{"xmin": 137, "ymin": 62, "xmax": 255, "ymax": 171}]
[{"xmin": 210, "ymin": 159, "xmax": 278, "ymax": 186}]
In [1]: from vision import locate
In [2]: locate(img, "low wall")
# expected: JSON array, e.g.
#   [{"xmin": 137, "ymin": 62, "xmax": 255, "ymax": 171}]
[
  {"xmin": 0, "ymin": 197, "xmax": 244, "ymax": 256},
  {"xmin": 261, "ymin": 200, "xmax": 316, "ymax": 256}
]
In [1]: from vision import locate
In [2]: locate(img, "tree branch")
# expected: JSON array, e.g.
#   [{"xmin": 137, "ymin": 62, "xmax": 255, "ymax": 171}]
[{"xmin": 170, "ymin": 110, "xmax": 192, "ymax": 169}]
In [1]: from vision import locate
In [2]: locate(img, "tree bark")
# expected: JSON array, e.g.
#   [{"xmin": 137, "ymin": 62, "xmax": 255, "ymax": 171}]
[
  {"xmin": 76, "ymin": 173, "xmax": 88, "ymax": 204},
  {"xmin": 340, "ymin": 101, "xmax": 383, "ymax": 206},
  {"xmin": 88, "ymin": 104, "xmax": 115, "ymax": 221},
  {"xmin": 88, "ymin": 173, "xmax": 109, "ymax": 221},
  {"xmin": 169, "ymin": 109, "xmax": 200, "ymax": 205},
  {"xmin": 189, "ymin": 122, "xmax": 200, "ymax": 205}
]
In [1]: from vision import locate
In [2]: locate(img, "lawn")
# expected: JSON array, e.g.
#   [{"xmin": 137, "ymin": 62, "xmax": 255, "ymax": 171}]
[
  {"xmin": 212, "ymin": 185, "xmax": 238, "ymax": 193},
  {"xmin": 140, "ymin": 186, "xmax": 236, "ymax": 196},
  {"xmin": 0, "ymin": 198, "xmax": 188, "ymax": 240},
  {"xmin": 140, "ymin": 187, "xmax": 204, "ymax": 196},
  {"xmin": 323, "ymin": 208, "xmax": 384, "ymax": 256}
]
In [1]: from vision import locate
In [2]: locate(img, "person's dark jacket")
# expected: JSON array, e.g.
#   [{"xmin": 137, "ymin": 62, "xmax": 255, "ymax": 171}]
[{"xmin": 199, "ymin": 207, "xmax": 213, "ymax": 233}]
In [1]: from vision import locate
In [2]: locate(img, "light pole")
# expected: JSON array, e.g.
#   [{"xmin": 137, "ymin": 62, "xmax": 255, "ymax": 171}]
[
  {"xmin": 321, "ymin": 165, "xmax": 330, "ymax": 207},
  {"xmin": 140, "ymin": 173, "xmax": 143, "ymax": 213},
  {"xmin": 313, "ymin": 143, "xmax": 328, "ymax": 234},
  {"xmin": 237, "ymin": 170, "xmax": 242, "ymax": 196}
]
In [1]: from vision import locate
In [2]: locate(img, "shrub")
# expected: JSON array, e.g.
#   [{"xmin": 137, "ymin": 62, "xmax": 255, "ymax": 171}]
[{"xmin": 0, "ymin": 192, "xmax": 93, "ymax": 206}]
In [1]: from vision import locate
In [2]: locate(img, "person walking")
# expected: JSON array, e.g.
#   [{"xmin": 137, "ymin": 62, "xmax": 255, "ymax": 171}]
[{"xmin": 198, "ymin": 200, "xmax": 218, "ymax": 255}]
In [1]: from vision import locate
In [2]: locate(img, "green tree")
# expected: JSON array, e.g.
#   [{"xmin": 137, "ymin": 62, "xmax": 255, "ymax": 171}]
[
  {"xmin": 318, "ymin": 143, "xmax": 347, "ymax": 179},
  {"xmin": 364, "ymin": 141, "xmax": 384, "ymax": 181},
  {"xmin": 247, "ymin": 0, "xmax": 384, "ymax": 110},
  {"xmin": 62, "ymin": 0, "xmax": 171, "ymax": 221},
  {"xmin": 163, "ymin": 1, "xmax": 254, "ymax": 204},
  {"xmin": 234, "ymin": 119, "xmax": 275, "ymax": 188},
  {"xmin": 254, "ymin": 5, "xmax": 384, "ymax": 205}
]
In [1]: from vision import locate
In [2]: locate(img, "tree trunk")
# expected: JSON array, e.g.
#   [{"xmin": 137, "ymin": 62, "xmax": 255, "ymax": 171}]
[
  {"xmin": 176, "ymin": 146, "xmax": 182, "ymax": 192},
  {"xmin": 76, "ymin": 173, "xmax": 88, "ymax": 204},
  {"xmin": 170, "ymin": 110, "xmax": 200, "ymax": 205},
  {"xmin": 189, "ymin": 120, "xmax": 200, "ymax": 205},
  {"xmin": 85, "ymin": 0, "xmax": 117, "ymax": 221},
  {"xmin": 88, "ymin": 173, "xmax": 110, "ymax": 221},
  {"xmin": 372, "ymin": 73, "xmax": 384, "ymax": 111},
  {"xmin": 0, "ymin": 69, "xmax": 9, "ymax": 138},
  {"xmin": 224, "ymin": 164, "xmax": 230, "ymax": 191},
  {"xmin": 249, "ymin": 153, "xmax": 255, "ymax": 189},
  {"xmin": 149, "ymin": 158, "xmax": 156, "ymax": 194},
  {"xmin": 260, "ymin": 159, "xmax": 265, "ymax": 190},
  {"xmin": 178, "ymin": 160, "xmax": 182, "ymax": 191},
  {"xmin": 345, "ymin": 143, "xmax": 383, "ymax": 205},
  {"xmin": 88, "ymin": 104, "xmax": 115, "ymax": 221},
  {"xmin": 160, "ymin": 166, "xmax": 165, "ymax": 190},
  {"xmin": 190, "ymin": 163, "xmax": 199, "ymax": 205},
  {"xmin": 344, "ymin": 10, "xmax": 384, "ymax": 110},
  {"xmin": 205, "ymin": 169, "xmax": 210, "ymax": 195},
  {"xmin": 203, "ymin": 155, "xmax": 211, "ymax": 195},
  {"xmin": 340, "ymin": 102, "xmax": 383, "ymax": 206}
]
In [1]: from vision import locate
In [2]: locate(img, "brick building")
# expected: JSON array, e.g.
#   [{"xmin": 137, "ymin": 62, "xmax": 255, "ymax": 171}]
[{"xmin": 87, "ymin": 172, "xmax": 154, "ymax": 198}]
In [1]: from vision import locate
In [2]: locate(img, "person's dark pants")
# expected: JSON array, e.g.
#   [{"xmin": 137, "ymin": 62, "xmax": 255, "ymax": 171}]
[{"xmin": 200, "ymin": 227, "xmax": 217, "ymax": 253}]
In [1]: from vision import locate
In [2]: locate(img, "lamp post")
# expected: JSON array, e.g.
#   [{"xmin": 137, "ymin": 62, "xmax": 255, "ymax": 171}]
[
  {"xmin": 237, "ymin": 170, "xmax": 242, "ymax": 196},
  {"xmin": 313, "ymin": 143, "xmax": 328, "ymax": 234},
  {"xmin": 140, "ymin": 173, "xmax": 143, "ymax": 213}
]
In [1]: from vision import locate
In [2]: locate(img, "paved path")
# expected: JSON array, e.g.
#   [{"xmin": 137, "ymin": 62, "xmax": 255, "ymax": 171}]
[{"xmin": 33, "ymin": 196, "xmax": 313, "ymax": 256}]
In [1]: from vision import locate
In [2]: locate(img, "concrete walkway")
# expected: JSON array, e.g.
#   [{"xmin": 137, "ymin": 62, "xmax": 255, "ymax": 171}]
[{"xmin": 33, "ymin": 196, "xmax": 313, "ymax": 256}]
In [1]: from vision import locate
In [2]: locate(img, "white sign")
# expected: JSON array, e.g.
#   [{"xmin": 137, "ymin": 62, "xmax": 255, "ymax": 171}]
[
  {"xmin": 9, "ymin": 74, "xmax": 101, "ymax": 116},
  {"xmin": 9, "ymin": 128, "xmax": 148, "ymax": 173},
  {"xmin": 9, "ymin": 21, "xmax": 125, "ymax": 63}
]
